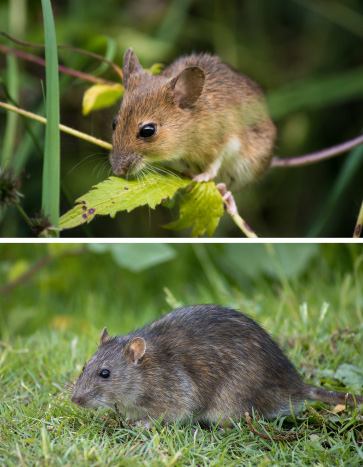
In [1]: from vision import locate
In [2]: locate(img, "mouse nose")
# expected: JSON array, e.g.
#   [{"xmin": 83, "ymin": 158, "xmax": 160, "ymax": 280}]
[
  {"xmin": 113, "ymin": 166, "xmax": 126, "ymax": 176},
  {"xmin": 109, "ymin": 151, "xmax": 142, "ymax": 176}
]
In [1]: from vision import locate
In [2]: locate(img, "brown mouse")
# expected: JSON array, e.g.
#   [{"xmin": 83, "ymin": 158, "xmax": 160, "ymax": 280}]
[
  {"xmin": 71, "ymin": 305, "xmax": 363, "ymax": 427},
  {"xmin": 110, "ymin": 49, "xmax": 276, "ymax": 191}
]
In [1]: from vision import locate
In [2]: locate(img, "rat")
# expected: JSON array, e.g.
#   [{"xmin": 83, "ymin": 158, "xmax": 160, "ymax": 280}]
[
  {"xmin": 110, "ymin": 49, "xmax": 276, "ymax": 194},
  {"xmin": 71, "ymin": 305, "xmax": 363, "ymax": 427}
]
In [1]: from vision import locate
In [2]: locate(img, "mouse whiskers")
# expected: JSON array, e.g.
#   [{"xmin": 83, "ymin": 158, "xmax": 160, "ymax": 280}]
[{"xmin": 65, "ymin": 153, "xmax": 106, "ymax": 179}]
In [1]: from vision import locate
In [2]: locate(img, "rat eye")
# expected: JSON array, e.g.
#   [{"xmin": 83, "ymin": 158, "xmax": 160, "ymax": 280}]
[
  {"xmin": 112, "ymin": 119, "xmax": 118, "ymax": 131},
  {"xmin": 100, "ymin": 369, "xmax": 111, "ymax": 378},
  {"xmin": 139, "ymin": 123, "xmax": 156, "ymax": 139}
]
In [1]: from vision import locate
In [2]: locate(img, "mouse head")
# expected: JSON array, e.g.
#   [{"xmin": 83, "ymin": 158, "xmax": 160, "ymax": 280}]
[
  {"xmin": 110, "ymin": 48, "xmax": 205, "ymax": 176},
  {"xmin": 71, "ymin": 328, "xmax": 146, "ymax": 410}
]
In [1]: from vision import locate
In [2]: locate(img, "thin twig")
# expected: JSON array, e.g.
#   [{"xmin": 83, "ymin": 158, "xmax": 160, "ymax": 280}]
[
  {"xmin": 12, "ymin": 201, "xmax": 34, "ymax": 228},
  {"xmin": 0, "ymin": 30, "xmax": 123, "ymax": 79},
  {"xmin": 271, "ymin": 135, "xmax": 363, "ymax": 168},
  {"xmin": 0, "ymin": 44, "xmax": 116, "ymax": 85},
  {"xmin": 353, "ymin": 200, "xmax": 363, "ymax": 238},
  {"xmin": 216, "ymin": 183, "xmax": 258, "ymax": 238},
  {"xmin": 230, "ymin": 211, "xmax": 258, "ymax": 238},
  {"xmin": 0, "ymin": 101, "xmax": 112, "ymax": 150},
  {"xmin": 0, "ymin": 247, "xmax": 86, "ymax": 295},
  {"xmin": 245, "ymin": 412, "xmax": 299, "ymax": 441}
]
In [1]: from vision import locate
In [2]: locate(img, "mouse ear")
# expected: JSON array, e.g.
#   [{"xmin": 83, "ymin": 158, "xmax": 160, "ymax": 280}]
[
  {"xmin": 169, "ymin": 66, "xmax": 205, "ymax": 109},
  {"xmin": 122, "ymin": 48, "xmax": 145, "ymax": 88},
  {"xmin": 127, "ymin": 337, "xmax": 146, "ymax": 365},
  {"xmin": 99, "ymin": 327, "xmax": 111, "ymax": 346}
]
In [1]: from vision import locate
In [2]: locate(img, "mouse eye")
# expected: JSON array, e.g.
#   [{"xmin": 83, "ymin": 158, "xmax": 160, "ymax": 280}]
[
  {"xmin": 139, "ymin": 123, "xmax": 156, "ymax": 139},
  {"xmin": 112, "ymin": 119, "xmax": 118, "ymax": 131},
  {"xmin": 100, "ymin": 369, "xmax": 111, "ymax": 378}
]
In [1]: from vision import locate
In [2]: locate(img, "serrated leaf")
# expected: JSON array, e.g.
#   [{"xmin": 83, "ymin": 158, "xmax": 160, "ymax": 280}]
[
  {"xmin": 164, "ymin": 182, "xmax": 223, "ymax": 237},
  {"xmin": 59, "ymin": 173, "xmax": 190, "ymax": 230},
  {"xmin": 82, "ymin": 83, "xmax": 124, "ymax": 115}
]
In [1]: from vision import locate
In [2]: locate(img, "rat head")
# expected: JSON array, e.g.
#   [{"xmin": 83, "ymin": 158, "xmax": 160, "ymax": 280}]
[
  {"xmin": 110, "ymin": 48, "xmax": 205, "ymax": 176},
  {"xmin": 71, "ymin": 328, "xmax": 146, "ymax": 410}
]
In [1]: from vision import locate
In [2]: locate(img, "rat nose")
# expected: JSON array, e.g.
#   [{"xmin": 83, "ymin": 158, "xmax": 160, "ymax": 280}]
[{"xmin": 71, "ymin": 394, "xmax": 83, "ymax": 406}]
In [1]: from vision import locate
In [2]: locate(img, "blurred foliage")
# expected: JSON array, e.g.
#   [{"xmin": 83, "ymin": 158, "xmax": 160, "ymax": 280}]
[
  {"xmin": 0, "ymin": 243, "xmax": 362, "ymax": 338},
  {"xmin": 0, "ymin": 0, "xmax": 363, "ymax": 237}
]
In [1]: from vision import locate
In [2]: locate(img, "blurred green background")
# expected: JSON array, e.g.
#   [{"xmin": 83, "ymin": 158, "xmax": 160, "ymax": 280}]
[
  {"xmin": 1, "ymin": 243, "xmax": 362, "ymax": 340},
  {"xmin": 0, "ymin": 0, "xmax": 363, "ymax": 237}
]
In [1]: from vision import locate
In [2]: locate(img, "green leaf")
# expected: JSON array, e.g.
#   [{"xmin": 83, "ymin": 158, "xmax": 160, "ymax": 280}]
[
  {"xmin": 223, "ymin": 244, "xmax": 319, "ymax": 280},
  {"xmin": 164, "ymin": 182, "xmax": 224, "ymax": 237},
  {"xmin": 82, "ymin": 83, "xmax": 124, "ymax": 115},
  {"xmin": 267, "ymin": 65, "xmax": 363, "ymax": 121},
  {"xmin": 88, "ymin": 244, "xmax": 176, "ymax": 273},
  {"xmin": 145, "ymin": 63, "xmax": 165, "ymax": 75},
  {"xmin": 41, "ymin": 0, "xmax": 60, "ymax": 233},
  {"xmin": 59, "ymin": 173, "xmax": 190, "ymax": 230},
  {"xmin": 334, "ymin": 364, "xmax": 363, "ymax": 390}
]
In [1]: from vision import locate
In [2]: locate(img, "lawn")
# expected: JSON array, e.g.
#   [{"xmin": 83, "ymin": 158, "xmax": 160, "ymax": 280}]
[{"xmin": 0, "ymin": 243, "xmax": 363, "ymax": 465}]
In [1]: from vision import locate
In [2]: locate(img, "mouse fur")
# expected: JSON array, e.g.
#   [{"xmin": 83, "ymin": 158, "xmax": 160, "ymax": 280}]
[{"xmin": 110, "ymin": 49, "xmax": 276, "ymax": 191}]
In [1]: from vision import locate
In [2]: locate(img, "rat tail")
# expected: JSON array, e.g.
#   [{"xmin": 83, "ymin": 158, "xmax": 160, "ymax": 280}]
[{"xmin": 307, "ymin": 385, "xmax": 363, "ymax": 406}]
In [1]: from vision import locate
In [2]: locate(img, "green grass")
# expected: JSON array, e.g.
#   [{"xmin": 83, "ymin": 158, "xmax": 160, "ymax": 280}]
[
  {"xmin": 1, "ymin": 324, "xmax": 362, "ymax": 466},
  {"xmin": 41, "ymin": 0, "xmax": 60, "ymax": 233},
  {"xmin": 1, "ymin": 244, "xmax": 363, "ymax": 466}
]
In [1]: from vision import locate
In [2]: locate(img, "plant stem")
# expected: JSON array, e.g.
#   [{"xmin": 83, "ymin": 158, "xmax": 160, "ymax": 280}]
[
  {"xmin": 271, "ymin": 135, "xmax": 363, "ymax": 168},
  {"xmin": 0, "ymin": 246, "xmax": 86, "ymax": 295},
  {"xmin": 0, "ymin": 101, "xmax": 112, "ymax": 150},
  {"xmin": 353, "ymin": 201, "xmax": 363, "ymax": 238},
  {"xmin": 0, "ymin": 44, "xmax": 116, "ymax": 85},
  {"xmin": 230, "ymin": 211, "xmax": 258, "ymax": 238},
  {"xmin": 12, "ymin": 199, "xmax": 33, "ymax": 228},
  {"xmin": 0, "ymin": 30, "xmax": 123, "ymax": 80}
]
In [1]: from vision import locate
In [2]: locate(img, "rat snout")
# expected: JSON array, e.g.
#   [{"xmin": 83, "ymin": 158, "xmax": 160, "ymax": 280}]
[
  {"xmin": 71, "ymin": 393, "xmax": 85, "ymax": 406},
  {"xmin": 109, "ymin": 151, "xmax": 142, "ymax": 176}
]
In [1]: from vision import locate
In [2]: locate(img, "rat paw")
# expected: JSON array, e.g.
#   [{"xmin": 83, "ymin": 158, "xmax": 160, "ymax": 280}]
[{"xmin": 132, "ymin": 418, "xmax": 153, "ymax": 430}]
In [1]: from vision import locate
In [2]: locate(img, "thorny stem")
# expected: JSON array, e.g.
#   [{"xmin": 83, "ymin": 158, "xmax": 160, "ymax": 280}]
[
  {"xmin": 0, "ymin": 44, "xmax": 117, "ymax": 85},
  {"xmin": 0, "ymin": 30, "xmax": 123, "ymax": 80},
  {"xmin": 353, "ymin": 200, "xmax": 363, "ymax": 238},
  {"xmin": 0, "ymin": 101, "xmax": 112, "ymax": 150},
  {"xmin": 271, "ymin": 134, "xmax": 363, "ymax": 168}
]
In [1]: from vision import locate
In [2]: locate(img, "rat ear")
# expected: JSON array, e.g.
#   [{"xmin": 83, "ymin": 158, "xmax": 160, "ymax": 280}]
[
  {"xmin": 169, "ymin": 66, "xmax": 205, "ymax": 109},
  {"xmin": 127, "ymin": 337, "xmax": 146, "ymax": 365},
  {"xmin": 99, "ymin": 327, "xmax": 111, "ymax": 346},
  {"xmin": 122, "ymin": 48, "xmax": 145, "ymax": 88}
]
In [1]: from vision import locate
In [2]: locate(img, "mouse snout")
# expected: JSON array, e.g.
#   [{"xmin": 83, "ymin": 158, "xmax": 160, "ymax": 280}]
[{"xmin": 109, "ymin": 151, "xmax": 142, "ymax": 176}]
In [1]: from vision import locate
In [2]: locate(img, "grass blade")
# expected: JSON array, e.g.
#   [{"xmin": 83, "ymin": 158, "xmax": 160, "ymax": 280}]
[
  {"xmin": 267, "ymin": 66, "xmax": 363, "ymax": 121},
  {"xmin": 41, "ymin": 0, "xmax": 60, "ymax": 234},
  {"xmin": 307, "ymin": 145, "xmax": 363, "ymax": 237}
]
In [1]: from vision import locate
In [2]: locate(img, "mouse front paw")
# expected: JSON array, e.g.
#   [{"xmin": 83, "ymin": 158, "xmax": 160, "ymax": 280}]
[{"xmin": 192, "ymin": 172, "xmax": 213, "ymax": 183}]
